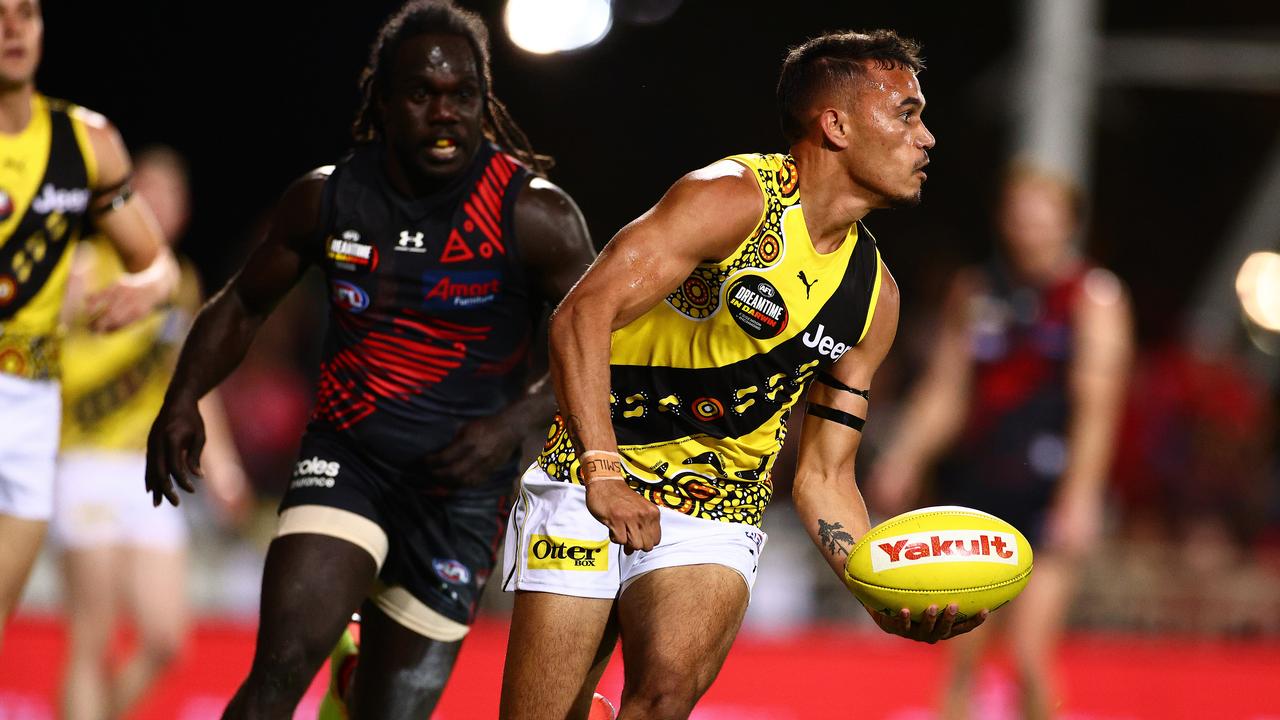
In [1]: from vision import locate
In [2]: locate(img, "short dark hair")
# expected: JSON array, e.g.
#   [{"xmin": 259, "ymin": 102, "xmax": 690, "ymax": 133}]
[
  {"xmin": 352, "ymin": 0, "xmax": 551, "ymax": 173},
  {"xmin": 777, "ymin": 29, "xmax": 925, "ymax": 144}
]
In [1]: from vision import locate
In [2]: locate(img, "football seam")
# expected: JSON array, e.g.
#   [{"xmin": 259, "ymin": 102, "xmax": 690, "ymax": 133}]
[
  {"xmin": 846, "ymin": 564, "xmax": 1034, "ymax": 594},
  {"xmin": 849, "ymin": 509, "xmax": 1026, "ymax": 557}
]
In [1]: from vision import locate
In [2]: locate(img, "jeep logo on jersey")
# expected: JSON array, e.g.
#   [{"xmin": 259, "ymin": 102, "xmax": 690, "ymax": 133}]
[
  {"xmin": 327, "ymin": 231, "xmax": 378, "ymax": 272},
  {"xmin": 802, "ymin": 323, "xmax": 850, "ymax": 361},
  {"xmin": 527, "ymin": 535, "xmax": 609, "ymax": 571},
  {"xmin": 31, "ymin": 183, "xmax": 90, "ymax": 215},
  {"xmin": 396, "ymin": 230, "xmax": 427, "ymax": 253},
  {"xmin": 332, "ymin": 280, "xmax": 370, "ymax": 313},
  {"xmin": 422, "ymin": 270, "xmax": 502, "ymax": 310},
  {"xmin": 870, "ymin": 531, "xmax": 1019, "ymax": 572},
  {"xmin": 726, "ymin": 275, "xmax": 789, "ymax": 339}
]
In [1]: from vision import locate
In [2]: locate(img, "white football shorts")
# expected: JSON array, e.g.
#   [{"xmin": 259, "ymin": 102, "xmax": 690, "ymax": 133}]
[
  {"xmin": 502, "ymin": 463, "xmax": 767, "ymax": 599},
  {"xmin": 0, "ymin": 373, "xmax": 61, "ymax": 521},
  {"xmin": 51, "ymin": 450, "xmax": 188, "ymax": 550}
]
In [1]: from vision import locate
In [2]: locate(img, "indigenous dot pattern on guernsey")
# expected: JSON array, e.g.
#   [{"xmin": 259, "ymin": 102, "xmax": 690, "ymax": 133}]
[{"xmin": 663, "ymin": 156, "xmax": 798, "ymax": 320}]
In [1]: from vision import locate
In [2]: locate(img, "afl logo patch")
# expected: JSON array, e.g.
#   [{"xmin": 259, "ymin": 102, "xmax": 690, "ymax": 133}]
[
  {"xmin": 327, "ymin": 230, "xmax": 378, "ymax": 273},
  {"xmin": 0, "ymin": 190, "xmax": 12, "ymax": 222},
  {"xmin": 726, "ymin": 275, "xmax": 789, "ymax": 339},
  {"xmin": 432, "ymin": 559, "xmax": 472, "ymax": 585},
  {"xmin": 332, "ymin": 280, "xmax": 369, "ymax": 313}
]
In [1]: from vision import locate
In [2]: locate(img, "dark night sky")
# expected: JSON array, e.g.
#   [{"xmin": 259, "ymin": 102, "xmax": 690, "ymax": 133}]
[{"xmin": 35, "ymin": 1, "xmax": 1280, "ymax": 345}]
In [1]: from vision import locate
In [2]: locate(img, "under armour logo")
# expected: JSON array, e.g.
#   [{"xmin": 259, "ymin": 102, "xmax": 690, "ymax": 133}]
[
  {"xmin": 798, "ymin": 270, "xmax": 818, "ymax": 299},
  {"xmin": 396, "ymin": 230, "xmax": 427, "ymax": 253}
]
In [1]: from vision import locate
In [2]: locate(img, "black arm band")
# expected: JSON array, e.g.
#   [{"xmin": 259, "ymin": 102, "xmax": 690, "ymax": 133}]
[
  {"xmin": 90, "ymin": 177, "xmax": 134, "ymax": 215},
  {"xmin": 816, "ymin": 372, "xmax": 870, "ymax": 400},
  {"xmin": 807, "ymin": 403, "xmax": 865, "ymax": 432}
]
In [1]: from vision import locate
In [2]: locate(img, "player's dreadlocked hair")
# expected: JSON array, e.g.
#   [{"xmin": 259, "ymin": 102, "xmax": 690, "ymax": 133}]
[{"xmin": 351, "ymin": 0, "xmax": 552, "ymax": 174}]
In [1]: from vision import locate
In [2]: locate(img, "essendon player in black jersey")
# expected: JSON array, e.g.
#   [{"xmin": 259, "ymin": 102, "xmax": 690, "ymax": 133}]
[{"xmin": 145, "ymin": 2, "xmax": 594, "ymax": 717}]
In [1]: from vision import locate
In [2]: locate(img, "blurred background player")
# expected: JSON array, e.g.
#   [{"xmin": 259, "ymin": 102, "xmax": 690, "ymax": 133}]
[
  {"xmin": 0, "ymin": 0, "xmax": 177, "ymax": 650},
  {"xmin": 52, "ymin": 146, "xmax": 250, "ymax": 720},
  {"xmin": 145, "ymin": 1, "xmax": 595, "ymax": 717},
  {"xmin": 871, "ymin": 163, "xmax": 1134, "ymax": 719}
]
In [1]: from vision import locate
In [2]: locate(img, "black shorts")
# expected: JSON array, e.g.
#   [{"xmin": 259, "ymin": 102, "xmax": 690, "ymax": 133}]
[
  {"xmin": 937, "ymin": 461, "xmax": 1056, "ymax": 547},
  {"xmin": 278, "ymin": 431, "xmax": 515, "ymax": 630}
]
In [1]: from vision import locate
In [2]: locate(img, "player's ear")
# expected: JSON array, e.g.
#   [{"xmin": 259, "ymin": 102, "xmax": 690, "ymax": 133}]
[{"xmin": 819, "ymin": 108, "xmax": 850, "ymax": 150}]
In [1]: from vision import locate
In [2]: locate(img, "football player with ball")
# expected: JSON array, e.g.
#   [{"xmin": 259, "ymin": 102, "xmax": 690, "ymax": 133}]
[{"xmin": 500, "ymin": 30, "xmax": 1008, "ymax": 720}]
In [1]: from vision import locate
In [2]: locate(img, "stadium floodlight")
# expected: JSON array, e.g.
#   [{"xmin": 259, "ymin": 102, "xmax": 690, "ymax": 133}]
[
  {"xmin": 505, "ymin": 0, "xmax": 612, "ymax": 55},
  {"xmin": 1236, "ymin": 251, "xmax": 1280, "ymax": 333}
]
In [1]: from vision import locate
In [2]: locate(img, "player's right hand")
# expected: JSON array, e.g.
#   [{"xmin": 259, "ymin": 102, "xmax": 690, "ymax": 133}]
[
  {"xmin": 866, "ymin": 603, "xmax": 988, "ymax": 644},
  {"xmin": 585, "ymin": 478, "xmax": 661, "ymax": 554},
  {"xmin": 145, "ymin": 398, "xmax": 206, "ymax": 507}
]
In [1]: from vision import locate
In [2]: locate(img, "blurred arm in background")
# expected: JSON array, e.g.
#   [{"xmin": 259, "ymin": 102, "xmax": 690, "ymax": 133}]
[
  {"xmin": 80, "ymin": 113, "xmax": 179, "ymax": 331},
  {"xmin": 193, "ymin": 364, "xmax": 252, "ymax": 526},
  {"xmin": 1048, "ymin": 268, "xmax": 1132, "ymax": 558}
]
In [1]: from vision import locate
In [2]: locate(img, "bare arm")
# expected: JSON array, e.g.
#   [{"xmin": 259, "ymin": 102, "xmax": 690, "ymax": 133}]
[
  {"xmin": 550, "ymin": 160, "xmax": 763, "ymax": 551},
  {"xmin": 425, "ymin": 176, "xmax": 597, "ymax": 483},
  {"xmin": 793, "ymin": 262, "xmax": 900, "ymax": 580},
  {"xmin": 181, "ymin": 265, "xmax": 251, "ymax": 523},
  {"xmin": 793, "ymin": 264, "xmax": 985, "ymax": 642},
  {"xmin": 196, "ymin": 390, "xmax": 252, "ymax": 523},
  {"xmin": 869, "ymin": 269, "xmax": 977, "ymax": 514},
  {"xmin": 164, "ymin": 171, "xmax": 325, "ymax": 407},
  {"xmin": 79, "ymin": 114, "xmax": 179, "ymax": 331},
  {"xmin": 1047, "ymin": 269, "xmax": 1133, "ymax": 557},
  {"xmin": 501, "ymin": 177, "xmax": 597, "ymax": 434},
  {"xmin": 146, "ymin": 169, "xmax": 326, "ymax": 506}
]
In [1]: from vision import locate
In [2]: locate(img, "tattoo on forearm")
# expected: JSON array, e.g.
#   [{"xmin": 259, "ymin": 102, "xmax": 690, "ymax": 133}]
[
  {"xmin": 817, "ymin": 519, "xmax": 855, "ymax": 557},
  {"xmin": 567, "ymin": 414, "xmax": 586, "ymax": 454}
]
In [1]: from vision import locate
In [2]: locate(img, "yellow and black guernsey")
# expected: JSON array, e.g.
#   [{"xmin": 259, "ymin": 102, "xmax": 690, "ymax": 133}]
[
  {"xmin": 60, "ymin": 240, "xmax": 201, "ymax": 451},
  {"xmin": 0, "ymin": 94, "xmax": 98, "ymax": 380},
  {"xmin": 537, "ymin": 153, "xmax": 884, "ymax": 527}
]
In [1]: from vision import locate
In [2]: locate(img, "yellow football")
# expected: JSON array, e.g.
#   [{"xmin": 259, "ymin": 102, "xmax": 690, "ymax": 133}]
[{"xmin": 844, "ymin": 505, "xmax": 1033, "ymax": 621}]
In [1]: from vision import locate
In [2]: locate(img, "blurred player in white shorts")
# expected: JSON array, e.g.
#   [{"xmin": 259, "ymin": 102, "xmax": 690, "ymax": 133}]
[
  {"xmin": 51, "ymin": 148, "xmax": 249, "ymax": 720},
  {"xmin": 53, "ymin": 453, "xmax": 187, "ymax": 550},
  {"xmin": 0, "ymin": 0, "xmax": 179, "ymax": 651}
]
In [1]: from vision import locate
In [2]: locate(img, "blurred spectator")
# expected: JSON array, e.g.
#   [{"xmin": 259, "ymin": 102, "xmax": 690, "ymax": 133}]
[
  {"xmin": 1090, "ymin": 339, "xmax": 1280, "ymax": 636},
  {"xmin": 870, "ymin": 162, "xmax": 1133, "ymax": 719},
  {"xmin": 52, "ymin": 146, "xmax": 250, "ymax": 720},
  {"xmin": 1114, "ymin": 341, "xmax": 1275, "ymax": 546}
]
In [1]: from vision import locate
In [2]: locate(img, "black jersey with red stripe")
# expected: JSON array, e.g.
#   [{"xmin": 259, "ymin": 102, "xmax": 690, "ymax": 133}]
[
  {"xmin": 937, "ymin": 260, "xmax": 1092, "ymax": 541},
  {"xmin": 964, "ymin": 261, "xmax": 1089, "ymax": 441},
  {"xmin": 308, "ymin": 141, "xmax": 535, "ymax": 471}
]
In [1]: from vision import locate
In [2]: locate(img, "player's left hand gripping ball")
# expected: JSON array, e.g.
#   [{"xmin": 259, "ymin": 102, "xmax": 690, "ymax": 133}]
[{"xmin": 844, "ymin": 506, "xmax": 1034, "ymax": 621}]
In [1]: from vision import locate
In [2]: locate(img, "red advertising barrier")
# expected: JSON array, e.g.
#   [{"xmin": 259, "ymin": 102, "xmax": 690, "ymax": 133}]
[{"xmin": 3, "ymin": 614, "xmax": 1279, "ymax": 719}]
